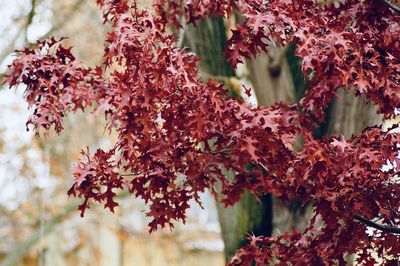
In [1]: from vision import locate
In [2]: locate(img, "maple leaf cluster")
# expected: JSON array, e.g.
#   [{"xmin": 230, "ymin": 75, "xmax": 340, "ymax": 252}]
[
  {"xmin": 156, "ymin": 0, "xmax": 400, "ymax": 121},
  {"xmin": 5, "ymin": 0, "xmax": 400, "ymax": 264},
  {"xmin": 230, "ymin": 127, "xmax": 400, "ymax": 265},
  {"xmin": 225, "ymin": 0, "xmax": 400, "ymax": 121},
  {"xmin": 5, "ymin": 37, "xmax": 105, "ymax": 134},
  {"xmin": 69, "ymin": 148, "xmax": 124, "ymax": 215},
  {"xmin": 154, "ymin": 0, "xmax": 234, "ymax": 27}
]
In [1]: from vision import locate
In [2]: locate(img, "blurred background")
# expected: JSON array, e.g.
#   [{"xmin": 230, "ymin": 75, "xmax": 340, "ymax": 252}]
[{"xmin": 0, "ymin": 1, "xmax": 224, "ymax": 265}]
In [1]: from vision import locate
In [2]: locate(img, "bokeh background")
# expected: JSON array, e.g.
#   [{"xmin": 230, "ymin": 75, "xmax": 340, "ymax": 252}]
[{"xmin": 0, "ymin": 1, "xmax": 224, "ymax": 265}]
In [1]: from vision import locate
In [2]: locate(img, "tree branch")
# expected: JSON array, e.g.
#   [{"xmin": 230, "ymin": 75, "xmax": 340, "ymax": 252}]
[
  {"xmin": 210, "ymin": 148, "xmax": 238, "ymax": 154},
  {"xmin": 258, "ymin": 162, "xmax": 268, "ymax": 172},
  {"xmin": 0, "ymin": 0, "xmax": 85, "ymax": 85},
  {"xmin": 354, "ymin": 214, "xmax": 400, "ymax": 234},
  {"xmin": 380, "ymin": 0, "xmax": 400, "ymax": 14},
  {"xmin": 31, "ymin": 0, "xmax": 85, "ymax": 42},
  {"xmin": 0, "ymin": 0, "xmax": 39, "ymax": 65},
  {"xmin": 176, "ymin": 16, "xmax": 187, "ymax": 49},
  {"xmin": 25, "ymin": 0, "xmax": 37, "ymax": 43}
]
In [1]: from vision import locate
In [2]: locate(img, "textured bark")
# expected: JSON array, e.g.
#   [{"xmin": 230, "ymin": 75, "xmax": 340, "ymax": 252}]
[
  {"xmin": 217, "ymin": 193, "xmax": 272, "ymax": 260},
  {"xmin": 326, "ymin": 89, "xmax": 381, "ymax": 137},
  {"xmin": 183, "ymin": 18, "xmax": 273, "ymax": 262},
  {"xmin": 251, "ymin": 47, "xmax": 381, "ymax": 235},
  {"xmin": 184, "ymin": 18, "xmax": 235, "ymax": 77},
  {"xmin": 184, "ymin": 14, "xmax": 381, "ymax": 263},
  {"xmin": 247, "ymin": 49, "xmax": 294, "ymax": 106},
  {"xmin": 325, "ymin": 90, "xmax": 381, "ymax": 266},
  {"xmin": 247, "ymin": 48, "xmax": 314, "ymax": 235}
]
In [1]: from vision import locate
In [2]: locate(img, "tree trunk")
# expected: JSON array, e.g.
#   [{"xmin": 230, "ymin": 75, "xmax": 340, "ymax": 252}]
[
  {"xmin": 184, "ymin": 15, "xmax": 381, "ymax": 263},
  {"xmin": 326, "ymin": 89, "xmax": 381, "ymax": 137},
  {"xmin": 183, "ymin": 18, "xmax": 273, "ymax": 261},
  {"xmin": 246, "ymin": 46, "xmax": 315, "ymax": 235}
]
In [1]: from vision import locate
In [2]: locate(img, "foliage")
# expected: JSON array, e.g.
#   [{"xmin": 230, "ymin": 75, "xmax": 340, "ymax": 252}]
[{"xmin": 5, "ymin": 0, "xmax": 400, "ymax": 264}]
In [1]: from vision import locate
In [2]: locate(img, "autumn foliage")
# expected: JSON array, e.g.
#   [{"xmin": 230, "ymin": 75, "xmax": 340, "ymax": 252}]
[{"xmin": 5, "ymin": 0, "xmax": 400, "ymax": 264}]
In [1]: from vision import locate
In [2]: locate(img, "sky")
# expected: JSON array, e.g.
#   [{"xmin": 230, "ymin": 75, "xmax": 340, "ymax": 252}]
[
  {"xmin": 0, "ymin": 0, "xmax": 54, "ymax": 209},
  {"xmin": 0, "ymin": 0, "xmax": 52, "ymax": 73}
]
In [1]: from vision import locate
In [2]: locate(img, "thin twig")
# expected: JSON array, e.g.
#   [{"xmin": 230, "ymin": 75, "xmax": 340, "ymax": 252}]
[
  {"xmin": 0, "ymin": 1, "xmax": 39, "ymax": 65},
  {"xmin": 210, "ymin": 148, "xmax": 238, "ymax": 154},
  {"xmin": 258, "ymin": 162, "xmax": 268, "ymax": 172},
  {"xmin": 120, "ymin": 172, "xmax": 143, "ymax": 177},
  {"xmin": 2, "ymin": 0, "xmax": 84, "ymax": 61},
  {"xmin": 380, "ymin": 0, "xmax": 400, "ymax": 14},
  {"xmin": 25, "ymin": 0, "xmax": 37, "ymax": 44},
  {"xmin": 354, "ymin": 214, "xmax": 400, "ymax": 234}
]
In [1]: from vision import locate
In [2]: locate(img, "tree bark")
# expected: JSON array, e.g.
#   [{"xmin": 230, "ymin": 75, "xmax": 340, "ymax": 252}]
[
  {"xmin": 247, "ymin": 46, "xmax": 315, "ymax": 235},
  {"xmin": 183, "ymin": 14, "xmax": 381, "ymax": 263},
  {"xmin": 326, "ymin": 89, "xmax": 381, "ymax": 137},
  {"xmin": 183, "ymin": 18, "xmax": 274, "ymax": 262},
  {"xmin": 258, "ymin": 46, "xmax": 381, "ymax": 234}
]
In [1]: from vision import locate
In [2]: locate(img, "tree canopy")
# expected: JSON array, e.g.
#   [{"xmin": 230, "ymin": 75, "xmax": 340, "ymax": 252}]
[{"xmin": 5, "ymin": 0, "xmax": 400, "ymax": 264}]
